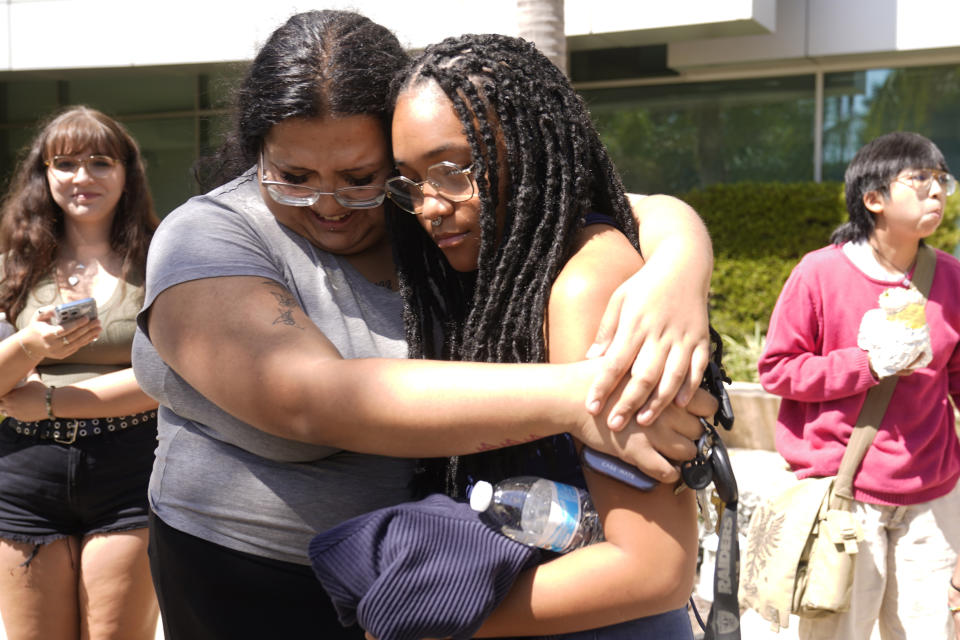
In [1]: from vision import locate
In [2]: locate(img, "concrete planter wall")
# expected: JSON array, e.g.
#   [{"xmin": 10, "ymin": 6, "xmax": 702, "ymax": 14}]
[{"xmin": 722, "ymin": 381, "xmax": 781, "ymax": 451}]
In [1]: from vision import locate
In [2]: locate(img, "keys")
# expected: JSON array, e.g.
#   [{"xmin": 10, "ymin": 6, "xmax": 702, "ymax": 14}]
[
  {"xmin": 682, "ymin": 453, "xmax": 713, "ymax": 490},
  {"xmin": 697, "ymin": 488, "xmax": 717, "ymax": 533},
  {"xmin": 682, "ymin": 419, "xmax": 739, "ymax": 506}
]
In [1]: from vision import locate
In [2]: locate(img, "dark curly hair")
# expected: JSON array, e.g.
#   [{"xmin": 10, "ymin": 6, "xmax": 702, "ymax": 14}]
[
  {"xmin": 195, "ymin": 10, "xmax": 410, "ymax": 191},
  {"xmin": 0, "ymin": 106, "xmax": 158, "ymax": 320},
  {"xmin": 388, "ymin": 34, "xmax": 640, "ymax": 493},
  {"xmin": 832, "ymin": 131, "xmax": 950, "ymax": 244}
]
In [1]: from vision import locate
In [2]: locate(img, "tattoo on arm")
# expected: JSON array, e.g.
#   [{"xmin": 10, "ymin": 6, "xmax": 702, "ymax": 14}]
[{"xmin": 261, "ymin": 281, "xmax": 305, "ymax": 330}]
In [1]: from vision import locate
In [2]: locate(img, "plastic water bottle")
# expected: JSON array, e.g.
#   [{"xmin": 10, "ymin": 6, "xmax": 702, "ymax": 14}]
[{"xmin": 469, "ymin": 476, "xmax": 604, "ymax": 553}]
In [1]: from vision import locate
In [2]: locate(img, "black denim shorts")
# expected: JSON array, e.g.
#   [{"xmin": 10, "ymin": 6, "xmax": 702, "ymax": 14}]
[{"xmin": 0, "ymin": 412, "xmax": 157, "ymax": 544}]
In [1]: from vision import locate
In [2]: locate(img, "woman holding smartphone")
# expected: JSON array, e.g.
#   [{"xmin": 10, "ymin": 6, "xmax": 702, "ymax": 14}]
[{"xmin": 0, "ymin": 106, "xmax": 161, "ymax": 640}]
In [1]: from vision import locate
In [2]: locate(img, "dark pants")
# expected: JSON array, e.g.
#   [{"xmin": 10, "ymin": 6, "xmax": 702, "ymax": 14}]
[{"xmin": 148, "ymin": 511, "xmax": 363, "ymax": 640}]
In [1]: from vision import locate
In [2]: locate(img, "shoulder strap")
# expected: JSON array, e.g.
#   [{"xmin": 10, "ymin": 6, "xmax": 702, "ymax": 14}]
[{"xmin": 832, "ymin": 245, "xmax": 936, "ymax": 507}]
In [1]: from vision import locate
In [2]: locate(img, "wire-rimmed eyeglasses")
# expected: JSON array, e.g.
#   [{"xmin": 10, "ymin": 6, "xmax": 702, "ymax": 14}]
[
  {"xmin": 385, "ymin": 162, "xmax": 475, "ymax": 214},
  {"xmin": 45, "ymin": 155, "xmax": 121, "ymax": 179},
  {"xmin": 895, "ymin": 169, "xmax": 957, "ymax": 197},
  {"xmin": 258, "ymin": 150, "xmax": 387, "ymax": 209}
]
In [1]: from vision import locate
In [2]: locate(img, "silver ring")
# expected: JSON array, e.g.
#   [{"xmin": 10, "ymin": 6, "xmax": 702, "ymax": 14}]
[
  {"xmin": 431, "ymin": 217, "xmax": 442, "ymax": 228},
  {"xmin": 61, "ymin": 336, "xmax": 69, "ymax": 346}
]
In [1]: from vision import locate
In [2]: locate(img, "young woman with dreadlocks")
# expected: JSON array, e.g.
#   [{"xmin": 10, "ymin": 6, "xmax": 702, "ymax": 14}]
[
  {"xmin": 375, "ymin": 33, "xmax": 705, "ymax": 637},
  {"xmin": 133, "ymin": 11, "xmax": 716, "ymax": 638}
]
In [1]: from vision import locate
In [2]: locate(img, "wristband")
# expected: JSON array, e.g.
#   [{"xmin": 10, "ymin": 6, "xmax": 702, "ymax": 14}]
[{"xmin": 45, "ymin": 386, "xmax": 56, "ymax": 420}]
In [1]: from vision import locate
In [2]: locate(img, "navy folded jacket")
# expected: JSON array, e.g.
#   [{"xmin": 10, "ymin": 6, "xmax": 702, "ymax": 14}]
[{"xmin": 308, "ymin": 494, "xmax": 540, "ymax": 640}]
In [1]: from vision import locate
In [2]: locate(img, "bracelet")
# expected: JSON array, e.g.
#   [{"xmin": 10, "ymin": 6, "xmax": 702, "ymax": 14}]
[
  {"xmin": 44, "ymin": 386, "xmax": 56, "ymax": 420},
  {"xmin": 951, "ymin": 605, "xmax": 960, "ymax": 613},
  {"xmin": 951, "ymin": 579, "xmax": 960, "ymax": 593},
  {"xmin": 16, "ymin": 333, "xmax": 38, "ymax": 359}
]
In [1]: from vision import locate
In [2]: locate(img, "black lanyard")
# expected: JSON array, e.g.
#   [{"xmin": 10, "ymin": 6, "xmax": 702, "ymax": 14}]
[
  {"xmin": 691, "ymin": 420, "xmax": 740, "ymax": 640},
  {"xmin": 684, "ymin": 351, "xmax": 740, "ymax": 640}
]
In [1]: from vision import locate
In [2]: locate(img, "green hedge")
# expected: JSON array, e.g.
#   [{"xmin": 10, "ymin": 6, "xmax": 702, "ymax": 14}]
[{"xmin": 681, "ymin": 181, "xmax": 960, "ymax": 342}]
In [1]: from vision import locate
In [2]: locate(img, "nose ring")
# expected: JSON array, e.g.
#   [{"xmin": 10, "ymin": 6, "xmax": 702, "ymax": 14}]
[{"xmin": 431, "ymin": 217, "xmax": 442, "ymax": 228}]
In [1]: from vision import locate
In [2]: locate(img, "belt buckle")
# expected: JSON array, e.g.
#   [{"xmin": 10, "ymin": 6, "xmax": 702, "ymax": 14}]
[{"xmin": 53, "ymin": 420, "xmax": 78, "ymax": 444}]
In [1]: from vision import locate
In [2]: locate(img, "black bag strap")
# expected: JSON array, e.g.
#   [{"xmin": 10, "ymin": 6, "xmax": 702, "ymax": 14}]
[{"xmin": 831, "ymin": 244, "xmax": 936, "ymax": 507}]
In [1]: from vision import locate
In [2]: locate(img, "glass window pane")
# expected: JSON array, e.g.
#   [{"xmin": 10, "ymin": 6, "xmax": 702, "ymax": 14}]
[
  {"xmin": 3, "ymin": 79, "xmax": 60, "ymax": 121},
  {"xmin": 823, "ymin": 65, "xmax": 960, "ymax": 180},
  {"xmin": 69, "ymin": 71, "xmax": 195, "ymax": 115},
  {"xmin": 124, "ymin": 117, "xmax": 197, "ymax": 218},
  {"xmin": 580, "ymin": 75, "xmax": 816, "ymax": 195}
]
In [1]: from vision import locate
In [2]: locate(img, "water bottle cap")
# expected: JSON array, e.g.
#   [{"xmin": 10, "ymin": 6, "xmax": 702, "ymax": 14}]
[{"xmin": 469, "ymin": 480, "xmax": 493, "ymax": 512}]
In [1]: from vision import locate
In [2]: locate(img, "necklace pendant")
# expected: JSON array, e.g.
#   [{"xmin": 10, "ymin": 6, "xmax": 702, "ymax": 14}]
[{"xmin": 63, "ymin": 262, "xmax": 85, "ymax": 288}]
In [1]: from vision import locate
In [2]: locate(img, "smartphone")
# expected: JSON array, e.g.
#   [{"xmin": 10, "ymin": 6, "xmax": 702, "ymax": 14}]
[
  {"xmin": 51, "ymin": 297, "xmax": 98, "ymax": 325},
  {"xmin": 580, "ymin": 446, "xmax": 658, "ymax": 492}
]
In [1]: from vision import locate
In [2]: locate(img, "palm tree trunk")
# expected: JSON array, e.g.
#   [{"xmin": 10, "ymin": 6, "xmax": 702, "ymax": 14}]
[{"xmin": 517, "ymin": 0, "xmax": 567, "ymax": 75}]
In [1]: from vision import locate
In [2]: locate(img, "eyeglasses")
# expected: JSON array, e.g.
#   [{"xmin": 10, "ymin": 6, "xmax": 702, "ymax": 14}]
[
  {"xmin": 45, "ymin": 155, "xmax": 121, "ymax": 179},
  {"xmin": 895, "ymin": 169, "xmax": 957, "ymax": 197},
  {"xmin": 385, "ymin": 162, "xmax": 475, "ymax": 215},
  {"xmin": 258, "ymin": 150, "xmax": 387, "ymax": 209}
]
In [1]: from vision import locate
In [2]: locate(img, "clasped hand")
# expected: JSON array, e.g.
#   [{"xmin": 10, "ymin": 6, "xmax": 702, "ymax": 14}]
[
  {"xmin": 576, "ymin": 379, "xmax": 717, "ymax": 484},
  {"xmin": 585, "ymin": 247, "xmax": 711, "ymax": 430}
]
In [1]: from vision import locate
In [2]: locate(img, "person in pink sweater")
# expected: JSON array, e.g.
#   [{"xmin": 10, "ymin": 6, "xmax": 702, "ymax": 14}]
[{"xmin": 759, "ymin": 131, "xmax": 960, "ymax": 640}]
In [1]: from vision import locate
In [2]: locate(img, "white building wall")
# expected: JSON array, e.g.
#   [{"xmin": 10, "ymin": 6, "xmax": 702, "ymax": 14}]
[
  {"xmin": 3, "ymin": 0, "xmax": 960, "ymax": 73},
  {"xmin": 1, "ymin": 0, "xmax": 521, "ymax": 71},
  {"xmin": 566, "ymin": 0, "xmax": 775, "ymax": 47},
  {"xmin": 668, "ymin": 0, "xmax": 960, "ymax": 72}
]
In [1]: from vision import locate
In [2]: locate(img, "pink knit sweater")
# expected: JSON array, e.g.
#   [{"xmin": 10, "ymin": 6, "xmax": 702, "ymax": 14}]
[{"xmin": 758, "ymin": 244, "xmax": 960, "ymax": 505}]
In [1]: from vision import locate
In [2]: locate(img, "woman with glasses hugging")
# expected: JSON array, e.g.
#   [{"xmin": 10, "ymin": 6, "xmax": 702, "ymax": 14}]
[
  {"xmin": 0, "ymin": 106, "xmax": 161, "ymax": 639},
  {"xmin": 760, "ymin": 131, "xmax": 960, "ymax": 640},
  {"xmin": 332, "ymin": 33, "xmax": 703, "ymax": 638},
  {"xmin": 132, "ymin": 10, "xmax": 716, "ymax": 639}
]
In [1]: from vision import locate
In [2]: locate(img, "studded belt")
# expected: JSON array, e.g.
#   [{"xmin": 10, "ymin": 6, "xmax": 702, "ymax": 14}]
[{"xmin": 2, "ymin": 410, "xmax": 157, "ymax": 444}]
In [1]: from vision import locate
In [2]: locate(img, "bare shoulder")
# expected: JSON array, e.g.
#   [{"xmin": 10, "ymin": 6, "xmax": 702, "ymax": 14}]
[
  {"xmin": 629, "ymin": 193, "xmax": 696, "ymax": 216},
  {"xmin": 546, "ymin": 224, "xmax": 643, "ymax": 362},
  {"xmin": 551, "ymin": 224, "xmax": 643, "ymax": 312}
]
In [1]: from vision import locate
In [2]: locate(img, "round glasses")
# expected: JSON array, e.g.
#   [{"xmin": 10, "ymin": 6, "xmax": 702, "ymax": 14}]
[
  {"xmin": 45, "ymin": 154, "xmax": 121, "ymax": 179},
  {"xmin": 895, "ymin": 169, "xmax": 957, "ymax": 197},
  {"xmin": 385, "ymin": 162, "xmax": 475, "ymax": 214},
  {"xmin": 258, "ymin": 151, "xmax": 387, "ymax": 209}
]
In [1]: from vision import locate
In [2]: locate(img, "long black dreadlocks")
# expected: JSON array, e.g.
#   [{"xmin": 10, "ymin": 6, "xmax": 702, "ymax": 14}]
[{"xmin": 388, "ymin": 34, "xmax": 642, "ymax": 494}]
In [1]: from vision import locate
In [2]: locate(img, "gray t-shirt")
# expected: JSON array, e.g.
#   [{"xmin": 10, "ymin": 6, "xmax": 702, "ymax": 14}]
[{"xmin": 132, "ymin": 170, "xmax": 414, "ymax": 565}]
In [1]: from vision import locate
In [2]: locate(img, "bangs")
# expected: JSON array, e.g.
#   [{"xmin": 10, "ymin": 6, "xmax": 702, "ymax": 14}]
[
  {"xmin": 876, "ymin": 132, "xmax": 948, "ymax": 179},
  {"xmin": 903, "ymin": 146, "xmax": 949, "ymax": 174},
  {"xmin": 43, "ymin": 111, "xmax": 127, "ymax": 160}
]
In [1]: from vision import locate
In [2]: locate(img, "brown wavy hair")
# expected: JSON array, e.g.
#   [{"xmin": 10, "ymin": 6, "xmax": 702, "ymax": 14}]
[{"xmin": 0, "ymin": 106, "xmax": 158, "ymax": 319}]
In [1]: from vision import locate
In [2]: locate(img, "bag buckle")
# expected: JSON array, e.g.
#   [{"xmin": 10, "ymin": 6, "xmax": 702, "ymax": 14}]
[
  {"xmin": 822, "ymin": 510, "xmax": 862, "ymax": 554},
  {"xmin": 53, "ymin": 420, "xmax": 78, "ymax": 444}
]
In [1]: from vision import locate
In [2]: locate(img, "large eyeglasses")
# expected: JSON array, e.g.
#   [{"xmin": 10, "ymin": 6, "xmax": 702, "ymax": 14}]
[
  {"xmin": 385, "ymin": 162, "xmax": 475, "ymax": 214},
  {"xmin": 45, "ymin": 155, "xmax": 121, "ymax": 179},
  {"xmin": 258, "ymin": 150, "xmax": 387, "ymax": 209},
  {"xmin": 895, "ymin": 169, "xmax": 957, "ymax": 197}
]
